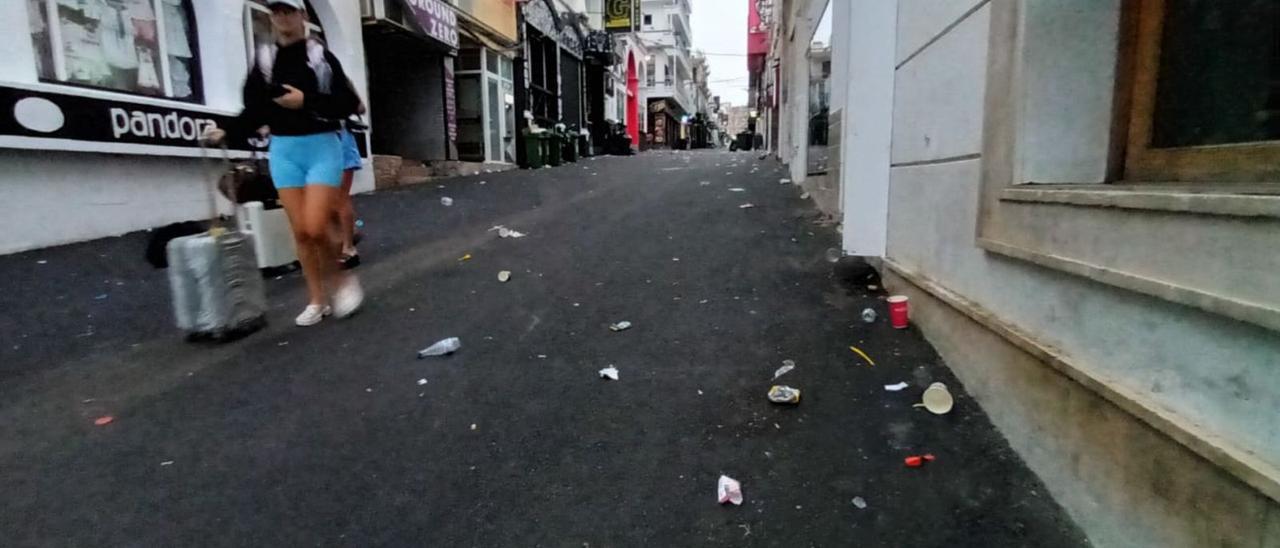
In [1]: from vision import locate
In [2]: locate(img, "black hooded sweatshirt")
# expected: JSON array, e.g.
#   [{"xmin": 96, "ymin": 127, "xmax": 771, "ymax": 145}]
[{"xmin": 234, "ymin": 39, "xmax": 358, "ymax": 140}]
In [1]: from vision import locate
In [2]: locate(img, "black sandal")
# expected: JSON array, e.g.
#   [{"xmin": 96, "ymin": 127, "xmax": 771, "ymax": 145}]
[{"xmin": 339, "ymin": 253, "xmax": 361, "ymax": 270}]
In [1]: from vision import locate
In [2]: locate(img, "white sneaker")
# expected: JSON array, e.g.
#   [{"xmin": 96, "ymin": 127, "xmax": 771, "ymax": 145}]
[
  {"xmin": 295, "ymin": 304, "xmax": 331, "ymax": 327},
  {"xmin": 332, "ymin": 276, "xmax": 364, "ymax": 318}
]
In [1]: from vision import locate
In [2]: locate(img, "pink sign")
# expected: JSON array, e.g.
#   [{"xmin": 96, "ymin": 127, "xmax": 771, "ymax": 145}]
[
  {"xmin": 444, "ymin": 64, "xmax": 457, "ymax": 143},
  {"xmin": 747, "ymin": 0, "xmax": 768, "ymax": 55}
]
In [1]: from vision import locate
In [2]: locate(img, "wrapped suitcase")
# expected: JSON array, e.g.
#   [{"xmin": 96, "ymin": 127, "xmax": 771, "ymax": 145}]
[
  {"xmin": 167, "ymin": 228, "xmax": 267, "ymax": 340},
  {"xmin": 166, "ymin": 142, "xmax": 268, "ymax": 341}
]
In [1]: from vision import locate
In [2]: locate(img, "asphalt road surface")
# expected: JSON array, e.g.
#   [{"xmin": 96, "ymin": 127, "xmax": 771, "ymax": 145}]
[{"xmin": 0, "ymin": 150, "xmax": 1087, "ymax": 547}]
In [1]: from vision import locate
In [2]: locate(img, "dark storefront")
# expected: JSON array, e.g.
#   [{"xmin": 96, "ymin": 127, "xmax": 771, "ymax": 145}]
[
  {"xmin": 583, "ymin": 30, "xmax": 617, "ymax": 152},
  {"xmin": 362, "ymin": 0, "xmax": 459, "ymax": 163},
  {"xmin": 515, "ymin": 0, "xmax": 585, "ymax": 167}
]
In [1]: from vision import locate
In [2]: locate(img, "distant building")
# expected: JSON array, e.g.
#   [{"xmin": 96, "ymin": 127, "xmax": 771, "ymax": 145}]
[
  {"xmin": 635, "ymin": 0, "xmax": 693, "ymax": 148},
  {"xmin": 725, "ymin": 105, "xmax": 751, "ymax": 137}
]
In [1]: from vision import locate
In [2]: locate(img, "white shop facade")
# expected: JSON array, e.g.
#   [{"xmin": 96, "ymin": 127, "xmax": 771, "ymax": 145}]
[{"xmin": 0, "ymin": 0, "xmax": 371, "ymax": 254}]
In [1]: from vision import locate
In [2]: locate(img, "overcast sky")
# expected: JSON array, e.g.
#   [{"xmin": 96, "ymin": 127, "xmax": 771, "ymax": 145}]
[
  {"xmin": 690, "ymin": 0, "xmax": 749, "ymax": 106},
  {"xmin": 690, "ymin": 0, "xmax": 832, "ymax": 107}
]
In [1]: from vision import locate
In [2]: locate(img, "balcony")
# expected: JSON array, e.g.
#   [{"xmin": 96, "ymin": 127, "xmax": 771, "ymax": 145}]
[{"xmin": 643, "ymin": 79, "xmax": 693, "ymax": 113}]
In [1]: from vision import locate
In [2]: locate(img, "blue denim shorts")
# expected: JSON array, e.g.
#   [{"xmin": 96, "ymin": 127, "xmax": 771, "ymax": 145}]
[
  {"xmin": 340, "ymin": 129, "xmax": 363, "ymax": 171},
  {"xmin": 268, "ymin": 132, "xmax": 343, "ymax": 189}
]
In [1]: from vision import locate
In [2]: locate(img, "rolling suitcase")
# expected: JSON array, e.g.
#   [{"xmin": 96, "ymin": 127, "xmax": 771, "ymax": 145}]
[{"xmin": 166, "ymin": 143, "xmax": 268, "ymax": 341}]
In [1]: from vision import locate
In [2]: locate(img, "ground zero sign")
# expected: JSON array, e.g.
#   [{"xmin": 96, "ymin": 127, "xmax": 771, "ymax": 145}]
[{"xmin": 402, "ymin": 0, "xmax": 460, "ymax": 49}]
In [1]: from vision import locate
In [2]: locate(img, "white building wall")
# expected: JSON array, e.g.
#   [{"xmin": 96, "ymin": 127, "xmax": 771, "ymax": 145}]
[
  {"xmin": 0, "ymin": 1, "xmax": 370, "ymax": 255},
  {"xmin": 883, "ymin": 3, "xmax": 1280, "ymax": 546},
  {"xmin": 837, "ymin": 0, "xmax": 895, "ymax": 257}
]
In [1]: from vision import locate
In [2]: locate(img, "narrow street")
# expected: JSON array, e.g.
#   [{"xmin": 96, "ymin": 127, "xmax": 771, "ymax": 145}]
[{"xmin": 0, "ymin": 151, "xmax": 1086, "ymax": 546}]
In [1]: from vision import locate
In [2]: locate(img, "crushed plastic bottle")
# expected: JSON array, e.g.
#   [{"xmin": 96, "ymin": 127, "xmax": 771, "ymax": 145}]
[
  {"xmin": 767, "ymin": 385, "xmax": 801, "ymax": 404},
  {"xmin": 417, "ymin": 337, "xmax": 461, "ymax": 358},
  {"xmin": 609, "ymin": 321, "xmax": 633, "ymax": 332},
  {"xmin": 861, "ymin": 308, "xmax": 877, "ymax": 323},
  {"xmin": 440, "ymin": 197, "xmax": 454, "ymax": 206}
]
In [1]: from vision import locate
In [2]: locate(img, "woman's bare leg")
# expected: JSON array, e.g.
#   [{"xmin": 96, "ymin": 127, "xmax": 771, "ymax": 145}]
[
  {"xmin": 337, "ymin": 169, "xmax": 357, "ymax": 256},
  {"xmin": 299, "ymin": 184, "xmax": 345, "ymax": 291},
  {"xmin": 277, "ymin": 188, "xmax": 328, "ymax": 306}
]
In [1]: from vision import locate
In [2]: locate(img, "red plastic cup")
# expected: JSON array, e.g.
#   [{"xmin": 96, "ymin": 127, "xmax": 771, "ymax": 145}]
[{"xmin": 888, "ymin": 295, "xmax": 910, "ymax": 329}]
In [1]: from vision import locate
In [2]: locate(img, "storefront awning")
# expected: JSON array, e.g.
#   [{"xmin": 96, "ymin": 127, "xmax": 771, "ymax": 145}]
[{"xmin": 458, "ymin": 23, "xmax": 515, "ymax": 54}]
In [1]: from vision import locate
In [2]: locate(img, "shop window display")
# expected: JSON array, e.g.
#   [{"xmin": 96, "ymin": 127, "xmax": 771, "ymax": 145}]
[{"xmin": 27, "ymin": 0, "xmax": 201, "ymax": 101}]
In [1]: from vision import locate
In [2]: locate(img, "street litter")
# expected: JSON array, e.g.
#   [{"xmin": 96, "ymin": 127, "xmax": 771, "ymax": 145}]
[
  {"xmin": 849, "ymin": 345, "xmax": 876, "ymax": 367},
  {"xmin": 800, "ymin": 192, "xmax": 810, "ymax": 200},
  {"xmin": 852, "ymin": 496, "xmax": 867, "ymax": 509},
  {"xmin": 773, "ymin": 360, "xmax": 796, "ymax": 380},
  {"xmin": 728, "ymin": 187, "xmax": 746, "ymax": 192},
  {"xmin": 498, "ymin": 270, "xmax": 512, "ymax": 282},
  {"xmin": 699, "ymin": 181, "xmax": 711, "ymax": 186},
  {"xmin": 717, "ymin": 475, "xmax": 744, "ymax": 505},
  {"xmin": 920, "ymin": 382, "xmax": 954, "ymax": 414},
  {"xmin": 160, "ymin": 461, "xmax": 174, "ymax": 466},
  {"xmin": 779, "ymin": 178, "xmax": 792, "ymax": 184},
  {"xmin": 479, "ymin": 180, "xmax": 487, "ymax": 185},
  {"xmin": 489, "ymin": 225, "xmax": 526, "ymax": 238},
  {"xmin": 738, "ymin": 203, "xmax": 755, "ymax": 209},
  {"xmin": 94, "ymin": 294, "xmax": 109, "ymax": 300},
  {"xmin": 599, "ymin": 365, "xmax": 619, "ymax": 380},
  {"xmin": 609, "ymin": 321, "xmax": 633, "ymax": 332},
  {"xmin": 440, "ymin": 197, "xmax": 453, "ymax": 206},
  {"xmin": 905, "ymin": 454, "xmax": 937, "ymax": 468},
  {"xmin": 417, "ymin": 337, "xmax": 461, "ymax": 358},
  {"xmin": 888, "ymin": 295, "xmax": 911, "ymax": 329},
  {"xmin": 458, "ymin": 253, "xmax": 473, "ymax": 262},
  {"xmin": 861, "ymin": 308, "xmax": 877, "ymax": 323},
  {"xmin": 767, "ymin": 385, "xmax": 801, "ymax": 404},
  {"xmin": 94, "ymin": 416, "xmax": 114, "ymax": 426},
  {"xmin": 884, "ymin": 382, "xmax": 910, "ymax": 392},
  {"xmin": 417, "ymin": 378, "xmax": 428, "ymax": 386},
  {"xmin": 470, "ymin": 423, "xmax": 477, "ymax": 430},
  {"xmin": 37, "ymin": 260, "xmax": 47, "ymax": 264}
]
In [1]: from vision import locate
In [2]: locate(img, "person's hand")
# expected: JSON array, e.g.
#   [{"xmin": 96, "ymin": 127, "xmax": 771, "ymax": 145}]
[
  {"xmin": 274, "ymin": 85, "xmax": 305, "ymax": 110},
  {"xmin": 202, "ymin": 126, "xmax": 226, "ymax": 146}
]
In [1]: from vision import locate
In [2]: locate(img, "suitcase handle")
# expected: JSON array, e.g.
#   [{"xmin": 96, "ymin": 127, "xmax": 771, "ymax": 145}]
[{"xmin": 198, "ymin": 140, "xmax": 237, "ymax": 234}]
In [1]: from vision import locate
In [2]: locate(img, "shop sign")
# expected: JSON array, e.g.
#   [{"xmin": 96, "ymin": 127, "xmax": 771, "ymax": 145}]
[
  {"xmin": 0, "ymin": 84, "xmax": 251, "ymax": 154},
  {"xmin": 584, "ymin": 31, "xmax": 615, "ymax": 65},
  {"xmin": 604, "ymin": 0, "xmax": 633, "ymax": 32},
  {"xmin": 444, "ymin": 64, "xmax": 457, "ymax": 143},
  {"xmin": 523, "ymin": 0, "xmax": 582, "ymax": 56},
  {"xmin": 402, "ymin": 0, "xmax": 461, "ymax": 49}
]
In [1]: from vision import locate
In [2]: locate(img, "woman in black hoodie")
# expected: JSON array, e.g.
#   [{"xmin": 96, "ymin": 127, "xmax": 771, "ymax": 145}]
[{"xmin": 207, "ymin": 0, "xmax": 362, "ymax": 326}]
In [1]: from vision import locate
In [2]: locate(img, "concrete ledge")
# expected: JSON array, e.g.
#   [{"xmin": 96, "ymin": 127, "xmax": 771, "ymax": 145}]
[
  {"xmin": 882, "ymin": 260, "xmax": 1280, "ymax": 547},
  {"xmin": 977, "ymin": 237, "xmax": 1280, "ymax": 333},
  {"xmin": 883, "ymin": 258, "xmax": 1280, "ymax": 503},
  {"xmin": 1000, "ymin": 185, "xmax": 1280, "ymax": 219}
]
